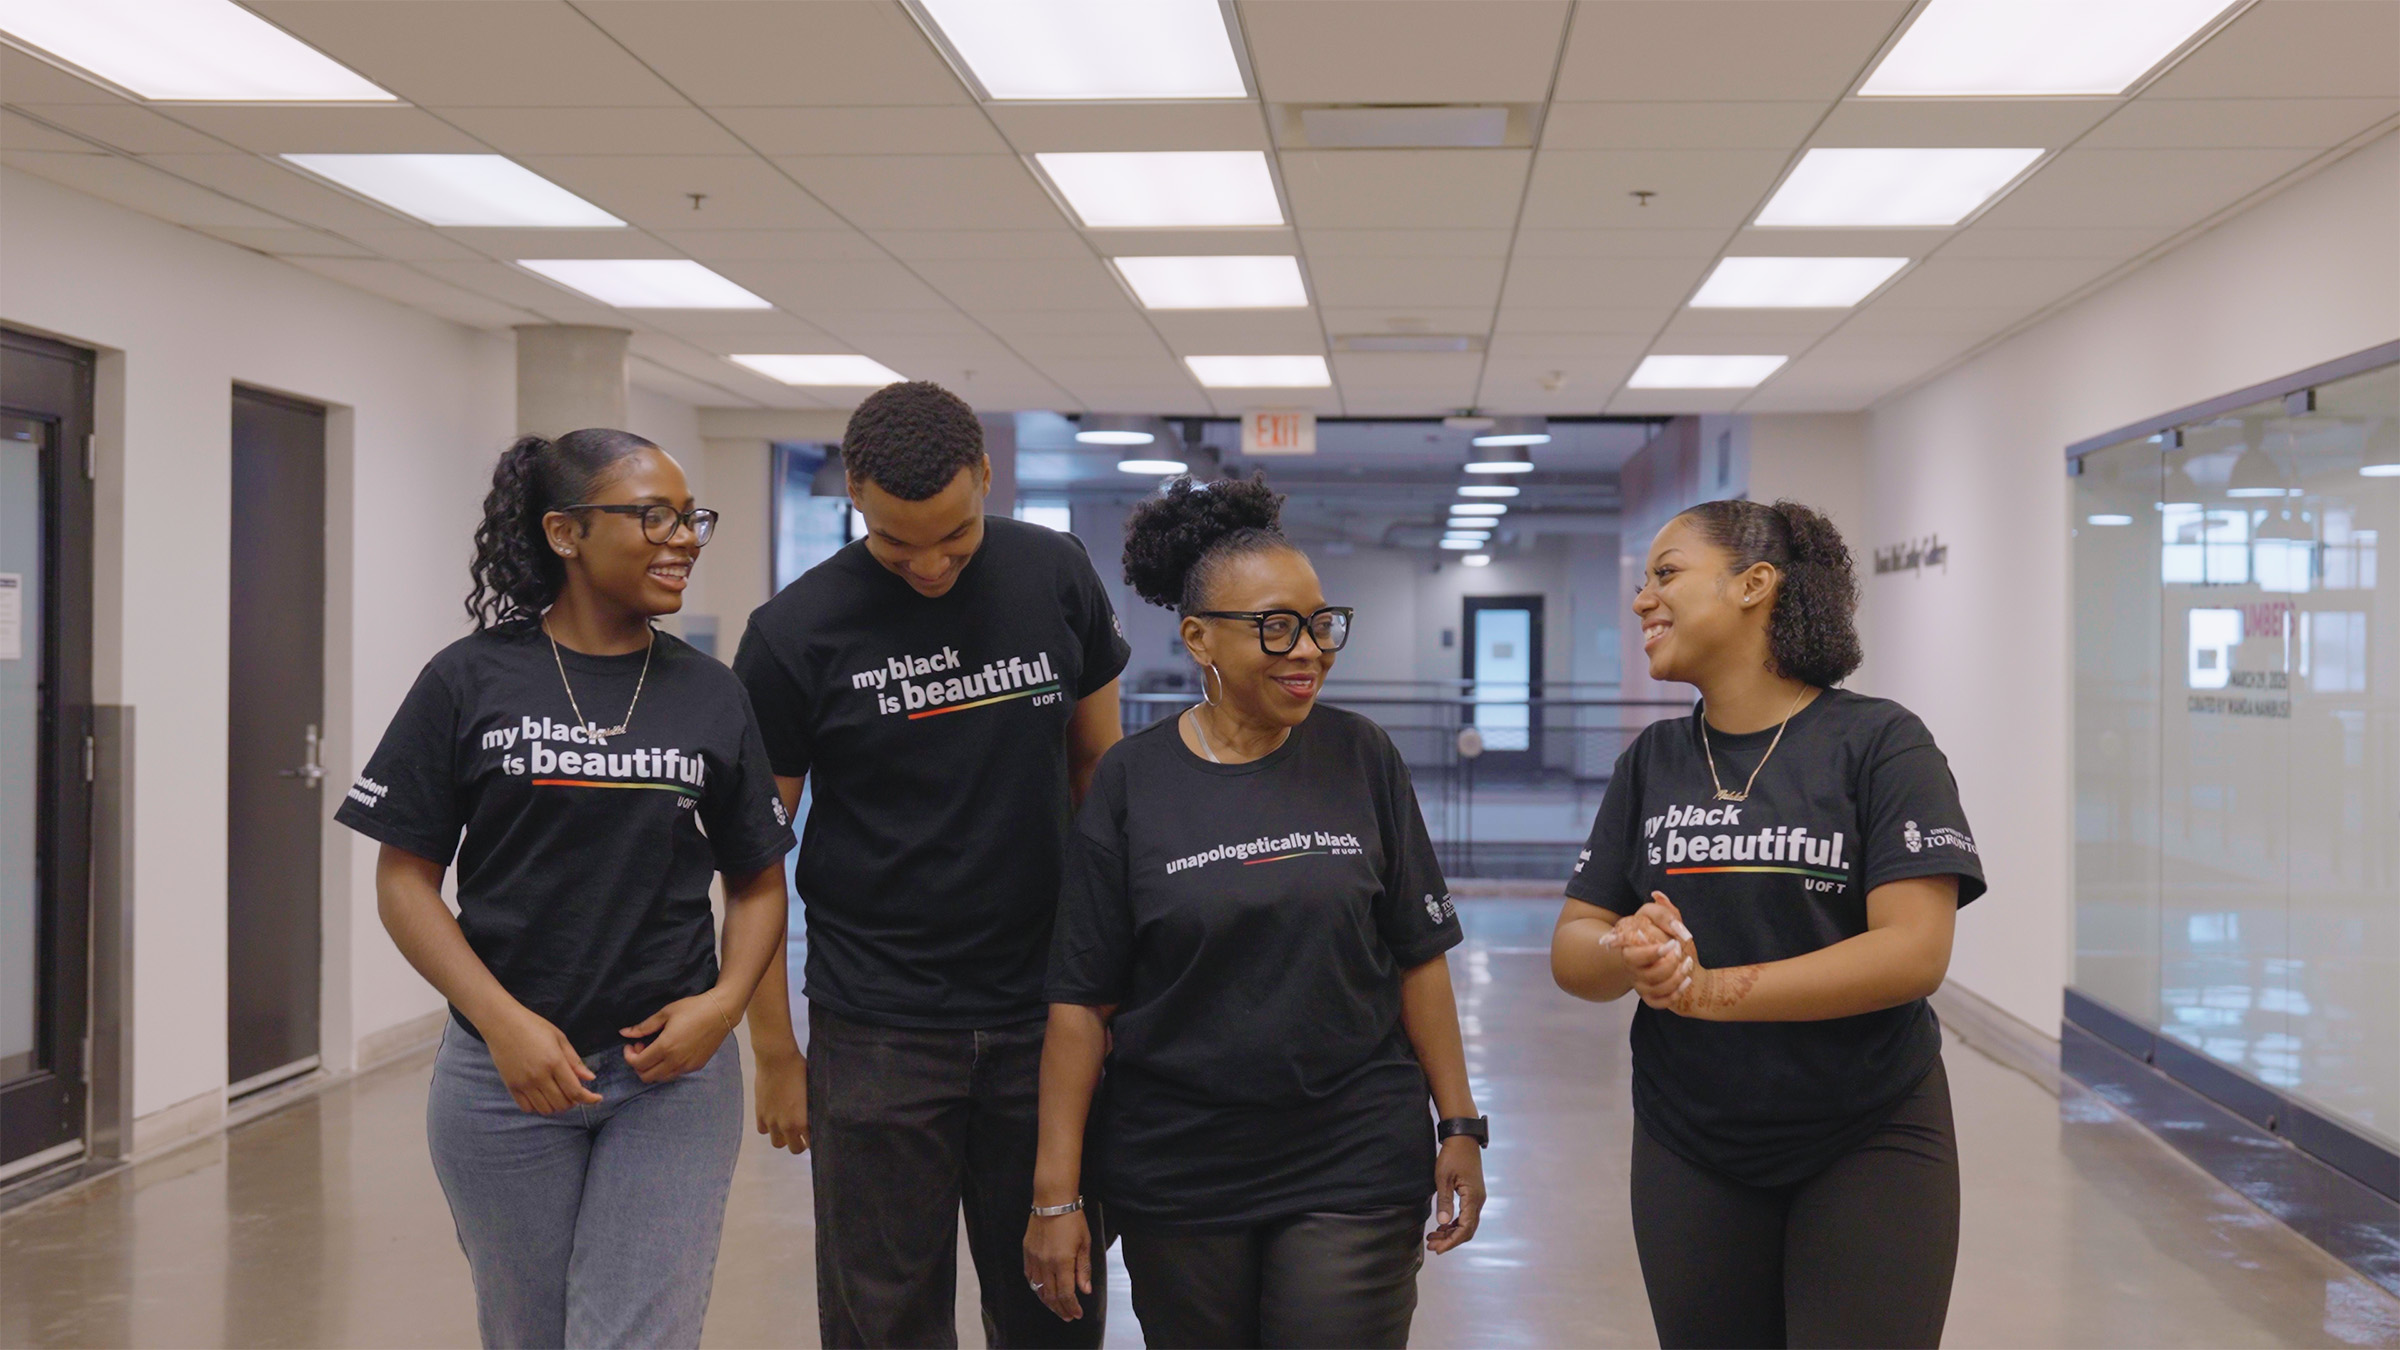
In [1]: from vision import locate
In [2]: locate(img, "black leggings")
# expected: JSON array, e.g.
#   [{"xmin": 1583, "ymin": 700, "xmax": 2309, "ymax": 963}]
[
  {"xmin": 1630, "ymin": 1057, "xmax": 1960, "ymax": 1349},
  {"xmin": 1116, "ymin": 1203, "xmax": 1427, "ymax": 1349}
]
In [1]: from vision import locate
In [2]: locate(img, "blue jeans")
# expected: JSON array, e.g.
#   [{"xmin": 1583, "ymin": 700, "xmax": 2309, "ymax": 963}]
[{"xmin": 426, "ymin": 1024, "xmax": 744, "ymax": 1349}]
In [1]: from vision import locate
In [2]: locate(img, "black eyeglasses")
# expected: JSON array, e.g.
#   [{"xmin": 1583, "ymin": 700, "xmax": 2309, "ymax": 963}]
[
  {"xmin": 559, "ymin": 503, "xmax": 719, "ymax": 546},
  {"xmin": 1192, "ymin": 606, "xmax": 1353, "ymax": 655}
]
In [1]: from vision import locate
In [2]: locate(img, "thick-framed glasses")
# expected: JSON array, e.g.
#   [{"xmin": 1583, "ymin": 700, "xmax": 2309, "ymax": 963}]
[
  {"xmin": 559, "ymin": 503, "xmax": 718, "ymax": 546},
  {"xmin": 1192, "ymin": 606, "xmax": 1353, "ymax": 655}
]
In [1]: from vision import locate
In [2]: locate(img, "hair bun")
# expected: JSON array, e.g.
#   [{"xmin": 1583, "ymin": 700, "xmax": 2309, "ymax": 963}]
[
  {"xmin": 1772, "ymin": 499, "xmax": 1852, "ymax": 574},
  {"xmin": 1121, "ymin": 474, "xmax": 1283, "ymax": 611}
]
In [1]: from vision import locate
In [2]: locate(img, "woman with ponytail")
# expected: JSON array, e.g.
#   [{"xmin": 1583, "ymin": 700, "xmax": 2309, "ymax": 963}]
[
  {"xmin": 1549, "ymin": 499, "xmax": 1985, "ymax": 1349},
  {"xmin": 1024, "ymin": 475, "xmax": 1485, "ymax": 1348},
  {"xmin": 336, "ymin": 429, "xmax": 794, "ymax": 1348}
]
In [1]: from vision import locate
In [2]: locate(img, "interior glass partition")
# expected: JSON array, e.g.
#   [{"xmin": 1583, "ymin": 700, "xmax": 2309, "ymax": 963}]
[{"xmin": 2072, "ymin": 348, "xmax": 2400, "ymax": 1178}]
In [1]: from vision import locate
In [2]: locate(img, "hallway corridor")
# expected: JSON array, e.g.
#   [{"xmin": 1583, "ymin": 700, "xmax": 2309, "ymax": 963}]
[{"xmin": 4, "ymin": 900, "xmax": 2395, "ymax": 1349}]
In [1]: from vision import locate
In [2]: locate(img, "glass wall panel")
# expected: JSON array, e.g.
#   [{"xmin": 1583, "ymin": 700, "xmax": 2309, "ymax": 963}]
[{"xmin": 2072, "ymin": 437, "xmax": 2162, "ymax": 1021}]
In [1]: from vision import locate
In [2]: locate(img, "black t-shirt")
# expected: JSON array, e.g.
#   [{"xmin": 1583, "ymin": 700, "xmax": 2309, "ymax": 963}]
[
  {"xmin": 733, "ymin": 517, "xmax": 1131, "ymax": 1029},
  {"xmin": 334, "ymin": 623, "xmax": 795, "ymax": 1056},
  {"xmin": 1566, "ymin": 689, "xmax": 1986, "ymax": 1187},
  {"xmin": 1048, "ymin": 706, "xmax": 1464, "ymax": 1226}
]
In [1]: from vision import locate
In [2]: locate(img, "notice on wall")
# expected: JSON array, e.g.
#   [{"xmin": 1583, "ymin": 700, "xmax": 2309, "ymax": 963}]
[
  {"xmin": 1242, "ymin": 409, "xmax": 1316, "ymax": 457},
  {"xmin": 0, "ymin": 573, "xmax": 19, "ymax": 660}
]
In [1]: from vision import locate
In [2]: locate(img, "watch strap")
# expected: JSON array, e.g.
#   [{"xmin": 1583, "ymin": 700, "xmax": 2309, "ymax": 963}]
[{"xmin": 1436, "ymin": 1115, "xmax": 1489, "ymax": 1147}]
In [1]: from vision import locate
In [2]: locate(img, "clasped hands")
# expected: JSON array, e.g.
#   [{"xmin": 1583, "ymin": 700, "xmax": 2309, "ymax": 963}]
[{"xmin": 1598, "ymin": 891, "xmax": 1719, "ymax": 1018}]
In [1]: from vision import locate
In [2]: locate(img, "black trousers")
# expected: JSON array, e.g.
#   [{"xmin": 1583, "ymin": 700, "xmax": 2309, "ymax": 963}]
[
  {"xmin": 1116, "ymin": 1203, "xmax": 1427, "ymax": 1350},
  {"xmin": 1630, "ymin": 1056, "xmax": 1960, "ymax": 1350},
  {"xmin": 807, "ymin": 1005, "xmax": 1106, "ymax": 1350}
]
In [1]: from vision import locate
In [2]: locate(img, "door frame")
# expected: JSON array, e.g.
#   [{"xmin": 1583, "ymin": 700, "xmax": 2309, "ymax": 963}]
[{"xmin": 1460, "ymin": 594, "xmax": 1545, "ymax": 775}]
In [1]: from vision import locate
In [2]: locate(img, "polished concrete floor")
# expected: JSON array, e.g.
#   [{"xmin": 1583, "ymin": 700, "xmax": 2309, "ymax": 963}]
[{"xmin": 5, "ymin": 900, "xmax": 2397, "ymax": 1348}]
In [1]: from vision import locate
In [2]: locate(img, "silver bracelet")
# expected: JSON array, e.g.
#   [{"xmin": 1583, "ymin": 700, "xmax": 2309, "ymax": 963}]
[{"xmin": 1030, "ymin": 1196, "xmax": 1084, "ymax": 1218}]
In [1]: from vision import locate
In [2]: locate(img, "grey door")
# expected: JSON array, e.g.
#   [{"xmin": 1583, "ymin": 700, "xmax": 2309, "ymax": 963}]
[
  {"xmin": 226, "ymin": 387, "xmax": 324, "ymax": 1092},
  {"xmin": 1462, "ymin": 594, "xmax": 1545, "ymax": 775}
]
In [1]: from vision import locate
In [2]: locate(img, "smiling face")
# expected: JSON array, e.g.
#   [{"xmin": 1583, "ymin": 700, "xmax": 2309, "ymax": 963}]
[
  {"xmin": 852, "ymin": 458, "xmax": 990, "ymax": 598},
  {"xmin": 1182, "ymin": 545, "xmax": 1335, "ymax": 731},
  {"xmin": 1634, "ymin": 513, "xmax": 1778, "ymax": 685},
  {"xmin": 541, "ymin": 444, "xmax": 700, "ymax": 618}
]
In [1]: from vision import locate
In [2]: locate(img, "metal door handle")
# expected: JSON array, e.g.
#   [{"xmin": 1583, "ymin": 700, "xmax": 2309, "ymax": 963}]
[{"xmin": 279, "ymin": 723, "xmax": 326, "ymax": 788}]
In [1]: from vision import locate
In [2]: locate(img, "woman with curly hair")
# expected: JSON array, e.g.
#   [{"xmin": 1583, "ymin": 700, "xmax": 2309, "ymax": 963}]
[
  {"xmin": 335, "ymin": 429, "xmax": 793, "ymax": 1348},
  {"xmin": 1549, "ymin": 499, "xmax": 1986, "ymax": 1350},
  {"xmin": 1023, "ymin": 475, "xmax": 1486, "ymax": 1349}
]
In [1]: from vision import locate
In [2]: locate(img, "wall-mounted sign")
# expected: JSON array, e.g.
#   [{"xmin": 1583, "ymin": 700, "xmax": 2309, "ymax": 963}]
[
  {"xmin": 1242, "ymin": 409, "xmax": 1316, "ymax": 457},
  {"xmin": 1873, "ymin": 535, "xmax": 1948, "ymax": 577}
]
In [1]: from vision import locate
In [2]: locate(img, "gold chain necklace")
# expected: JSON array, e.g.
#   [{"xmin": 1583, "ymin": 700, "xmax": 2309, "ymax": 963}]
[
  {"xmin": 547, "ymin": 621, "xmax": 655, "ymax": 745},
  {"xmin": 1699, "ymin": 687, "xmax": 1810, "ymax": 803}
]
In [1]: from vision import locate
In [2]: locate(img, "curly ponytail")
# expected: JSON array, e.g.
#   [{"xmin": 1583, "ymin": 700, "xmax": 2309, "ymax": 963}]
[
  {"xmin": 465, "ymin": 428, "xmax": 655, "ymax": 628},
  {"xmin": 1122, "ymin": 474, "xmax": 1290, "ymax": 614},
  {"xmin": 1676, "ymin": 498, "xmax": 1862, "ymax": 687}
]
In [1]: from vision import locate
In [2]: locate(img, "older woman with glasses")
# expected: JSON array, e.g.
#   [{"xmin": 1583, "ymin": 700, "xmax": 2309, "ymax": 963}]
[{"xmin": 1022, "ymin": 475, "xmax": 1486, "ymax": 1349}]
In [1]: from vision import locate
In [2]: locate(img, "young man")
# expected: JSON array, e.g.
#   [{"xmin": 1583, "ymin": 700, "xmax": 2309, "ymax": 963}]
[{"xmin": 733, "ymin": 381, "xmax": 1127, "ymax": 1349}]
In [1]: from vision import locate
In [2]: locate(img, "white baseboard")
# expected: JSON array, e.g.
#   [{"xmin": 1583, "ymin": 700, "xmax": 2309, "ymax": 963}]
[
  {"xmin": 1931, "ymin": 978, "xmax": 2062, "ymax": 1095},
  {"xmin": 357, "ymin": 1008, "xmax": 447, "ymax": 1072},
  {"xmin": 130, "ymin": 1088, "xmax": 225, "ymax": 1161}
]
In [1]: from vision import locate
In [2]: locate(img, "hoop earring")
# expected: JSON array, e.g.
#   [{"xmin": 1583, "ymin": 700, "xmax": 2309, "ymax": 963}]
[{"xmin": 1200, "ymin": 662, "xmax": 1222, "ymax": 708}]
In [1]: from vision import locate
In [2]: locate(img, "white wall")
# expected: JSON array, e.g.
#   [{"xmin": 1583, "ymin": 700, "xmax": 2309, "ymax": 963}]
[
  {"xmin": 0, "ymin": 167, "xmax": 514, "ymax": 1122},
  {"xmin": 1860, "ymin": 131, "xmax": 2400, "ymax": 1032}
]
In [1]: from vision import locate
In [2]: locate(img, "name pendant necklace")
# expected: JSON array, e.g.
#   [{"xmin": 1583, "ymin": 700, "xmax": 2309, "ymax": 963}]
[
  {"xmin": 548, "ymin": 620, "xmax": 655, "ymax": 745},
  {"xmin": 1699, "ymin": 687, "xmax": 1810, "ymax": 803}
]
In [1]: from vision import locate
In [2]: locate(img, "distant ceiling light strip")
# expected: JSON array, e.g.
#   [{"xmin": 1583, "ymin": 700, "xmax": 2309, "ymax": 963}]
[
  {"xmin": 1117, "ymin": 458, "xmax": 1190, "ymax": 475},
  {"xmin": 0, "ymin": 0, "xmax": 396, "ymax": 101},
  {"xmin": 1457, "ymin": 484, "xmax": 1519, "ymax": 498},
  {"xmin": 730, "ymin": 354, "xmax": 907, "ymax": 386},
  {"xmin": 519, "ymin": 259, "xmax": 771, "ymax": 309},
  {"xmin": 1115, "ymin": 255, "xmax": 1309, "ymax": 310},
  {"xmin": 1035, "ymin": 151, "xmax": 1283, "ymax": 229},
  {"xmin": 1754, "ymin": 147, "xmax": 2044, "ymax": 228},
  {"xmin": 1689, "ymin": 256, "xmax": 1910, "ymax": 308},
  {"xmin": 282, "ymin": 155, "xmax": 621, "ymax": 228},
  {"xmin": 1627, "ymin": 355, "xmax": 1789, "ymax": 389},
  {"xmin": 1861, "ymin": 0, "xmax": 2243, "ymax": 97},
  {"xmin": 916, "ymin": 0, "xmax": 1245, "ymax": 100},
  {"xmin": 1184, "ymin": 355, "xmax": 1331, "ymax": 388}
]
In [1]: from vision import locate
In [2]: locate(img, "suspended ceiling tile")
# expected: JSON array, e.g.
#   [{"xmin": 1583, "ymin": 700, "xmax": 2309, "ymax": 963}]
[
  {"xmin": 875, "ymin": 229, "xmax": 1091, "ymax": 261},
  {"xmin": 1476, "ymin": 354, "xmax": 1640, "ymax": 406},
  {"xmin": 1319, "ymin": 305, "xmax": 1498, "ymax": 334},
  {"xmin": 1207, "ymin": 387, "xmax": 1345, "ymax": 418},
  {"xmin": 712, "ymin": 106, "xmax": 1007, "ymax": 156},
  {"xmin": 190, "ymin": 225, "xmax": 376, "ymax": 258},
  {"xmin": 1834, "ymin": 303, "xmax": 2033, "ymax": 337},
  {"xmin": 1004, "ymin": 328, "xmax": 1178, "ymax": 360},
  {"xmin": 715, "ymin": 258, "xmax": 955, "ymax": 313},
  {"xmin": 1810, "ymin": 98, "xmax": 2115, "ymax": 148},
  {"xmin": 1238, "ymin": 0, "xmax": 1572, "ymax": 104},
  {"xmin": 1938, "ymin": 226, "xmax": 2173, "ymax": 260},
  {"xmin": 1279, "ymin": 150, "xmax": 1531, "ymax": 229},
  {"xmin": 280, "ymin": 257, "xmax": 538, "ymax": 328},
  {"xmin": 1488, "ymin": 332, "xmax": 1650, "ymax": 358},
  {"xmin": 627, "ymin": 332, "xmax": 782, "ymax": 393},
  {"xmin": 653, "ymin": 229, "xmax": 888, "ymax": 262},
  {"xmin": 1555, "ymin": 1, "xmax": 1911, "ymax": 101},
  {"xmin": 1308, "ymin": 255, "xmax": 1508, "ymax": 310},
  {"xmin": 433, "ymin": 228, "xmax": 672, "ymax": 260},
  {"xmin": 1972, "ymin": 146, "xmax": 2317, "ymax": 229},
  {"xmin": 1090, "ymin": 228, "xmax": 1298, "ymax": 256},
  {"xmin": 629, "ymin": 356, "xmax": 765, "ymax": 408},
  {"xmin": 1146, "ymin": 309, "xmax": 1327, "ymax": 353},
  {"xmin": 2084, "ymin": 97, "xmax": 2400, "ymax": 149},
  {"xmin": 520, "ymin": 155, "xmax": 846, "ymax": 231},
  {"xmin": 2145, "ymin": 1, "xmax": 2400, "ymax": 100},
  {"xmin": 160, "ymin": 105, "xmax": 482, "ymax": 154},
  {"xmin": 1498, "ymin": 255, "xmax": 1709, "ymax": 309},
  {"xmin": 249, "ymin": 1, "xmax": 690, "ymax": 108},
  {"xmin": 439, "ymin": 107, "xmax": 752, "ymax": 156},
  {"xmin": 1735, "ymin": 383, "xmax": 1882, "ymax": 413},
  {"xmin": 804, "ymin": 309, "xmax": 992, "ymax": 339},
  {"xmin": 1800, "ymin": 328, "xmax": 1982, "ymax": 364},
  {"xmin": 1490, "ymin": 305, "xmax": 1666, "ymax": 335},
  {"xmin": 575, "ymin": 0, "xmax": 970, "ymax": 107},
  {"xmin": 976, "ymin": 309, "xmax": 1155, "ymax": 338},
  {"xmin": 986, "ymin": 103, "xmax": 1269, "ymax": 153},
  {"xmin": 0, "ymin": 47, "xmax": 124, "ymax": 103},
  {"xmin": 338, "ymin": 226, "xmax": 492, "ymax": 262},
  {"xmin": 1870, "ymin": 255, "xmax": 2118, "ymax": 309},
  {"xmin": 1722, "ymin": 226, "xmax": 1945, "ymax": 256},
  {"xmin": 1541, "ymin": 101, "xmax": 1824, "ymax": 151},
  {"xmin": 632, "ymin": 307, "xmax": 846, "ymax": 344},
  {"xmin": 775, "ymin": 154, "xmax": 1063, "ymax": 229},
  {"xmin": 1607, "ymin": 387, "xmax": 1751, "ymax": 414},
  {"xmin": 1300, "ymin": 228, "xmax": 1515, "ymax": 258},
  {"xmin": 13, "ymin": 103, "xmax": 228, "ymax": 154},
  {"xmin": 1653, "ymin": 309, "xmax": 1853, "ymax": 343},
  {"xmin": 908, "ymin": 257, "xmax": 1131, "ymax": 312},
  {"xmin": 141, "ymin": 153, "xmax": 406, "ymax": 231},
  {"xmin": 1521, "ymin": 149, "xmax": 1790, "ymax": 229},
  {"xmin": 413, "ymin": 259, "xmax": 638, "ymax": 319},
  {"xmin": 1328, "ymin": 350, "xmax": 1483, "ymax": 393},
  {"xmin": 0, "ymin": 110, "xmax": 96, "ymax": 154},
  {"xmin": 1512, "ymin": 227, "xmax": 1733, "ymax": 258}
]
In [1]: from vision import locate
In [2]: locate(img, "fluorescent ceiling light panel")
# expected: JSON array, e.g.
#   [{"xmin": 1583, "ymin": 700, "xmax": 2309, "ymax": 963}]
[
  {"xmin": 1462, "ymin": 554, "xmax": 1492, "ymax": 566},
  {"xmin": 0, "ymin": 0, "xmax": 395, "ymax": 101},
  {"xmin": 281, "ymin": 155, "xmax": 620, "ymax": 228},
  {"xmin": 519, "ymin": 259, "xmax": 771, "ymax": 309},
  {"xmin": 1457, "ymin": 484, "xmax": 1519, "ymax": 498},
  {"xmin": 1117, "ymin": 458, "xmax": 1191, "ymax": 475},
  {"xmin": 917, "ymin": 0, "xmax": 1245, "ymax": 100},
  {"xmin": 1183, "ymin": 355, "xmax": 1331, "ymax": 388},
  {"xmin": 1076, "ymin": 430, "xmax": 1156, "ymax": 446},
  {"xmin": 1035, "ymin": 152, "xmax": 1282, "ymax": 229},
  {"xmin": 1452, "ymin": 503, "xmax": 1507, "ymax": 516},
  {"xmin": 1861, "ymin": 0, "xmax": 2240, "ymax": 97},
  {"xmin": 1754, "ymin": 148, "xmax": 2043, "ymax": 228},
  {"xmin": 1627, "ymin": 355, "xmax": 1789, "ymax": 389},
  {"xmin": 1116, "ymin": 256, "xmax": 1309, "ymax": 310},
  {"xmin": 2086, "ymin": 514, "xmax": 2135, "ymax": 526},
  {"xmin": 1446, "ymin": 517, "xmax": 1492, "ymax": 529},
  {"xmin": 1690, "ymin": 256, "xmax": 1910, "ymax": 308},
  {"xmin": 1439, "ymin": 538, "xmax": 1487, "ymax": 550},
  {"xmin": 731, "ymin": 354, "xmax": 907, "ymax": 386}
]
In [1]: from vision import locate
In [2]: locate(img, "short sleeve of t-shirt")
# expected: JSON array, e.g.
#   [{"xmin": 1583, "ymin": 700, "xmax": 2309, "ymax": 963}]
[
  {"xmin": 1563, "ymin": 742, "xmax": 1643, "ymax": 916},
  {"xmin": 1858, "ymin": 713, "xmax": 1988, "ymax": 905},
  {"xmin": 1061, "ymin": 534, "xmax": 1130, "ymax": 698},
  {"xmin": 732, "ymin": 618, "xmax": 813, "ymax": 781},
  {"xmin": 1367, "ymin": 729, "xmax": 1462, "ymax": 967},
  {"xmin": 1046, "ymin": 760, "xmax": 1134, "ymax": 1005},
  {"xmin": 337, "ymin": 660, "xmax": 464, "ymax": 865},
  {"xmin": 698, "ymin": 691, "xmax": 798, "ymax": 878}
]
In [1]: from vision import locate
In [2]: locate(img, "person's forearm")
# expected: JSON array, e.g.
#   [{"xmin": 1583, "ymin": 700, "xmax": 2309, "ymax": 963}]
[
  {"xmin": 1399, "ymin": 956, "xmax": 1479, "ymax": 1120},
  {"xmin": 744, "ymin": 944, "xmax": 802, "ymax": 1061},
  {"xmin": 712, "ymin": 863, "xmax": 788, "ymax": 1023},
  {"xmin": 1551, "ymin": 915, "xmax": 1638, "ymax": 1002},
  {"xmin": 375, "ymin": 848, "xmax": 521, "ymax": 1031},
  {"xmin": 1033, "ymin": 1003, "xmax": 1110, "ymax": 1207},
  {"xmin": 1065, "ymin": 682, "xmax": 1121, "ymax": 807},
  {"xmin": 1688, "ymin": 927, "xmax": 1948, "ymax": 1022}
]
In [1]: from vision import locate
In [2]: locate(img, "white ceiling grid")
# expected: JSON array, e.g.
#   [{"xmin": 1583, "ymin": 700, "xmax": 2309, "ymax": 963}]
[{"xmin": 0, "ymin": 0, "xmax": 2393, "ymax": 415}]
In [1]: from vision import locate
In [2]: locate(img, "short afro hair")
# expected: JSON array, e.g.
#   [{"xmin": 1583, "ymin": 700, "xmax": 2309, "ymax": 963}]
[
  {"xmin": 1122, "ymin": 474, "xmax": 1291, "ymax": 614},
  {"xmin": 842, "ymin": 381, "xmax": 984, "ymax": 501}
]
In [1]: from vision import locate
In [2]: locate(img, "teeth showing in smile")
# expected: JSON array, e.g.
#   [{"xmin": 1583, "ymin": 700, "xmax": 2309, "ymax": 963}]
[{"xmin": 1642, "ymin": 621, "xmax": 1670, "ymax": 647}]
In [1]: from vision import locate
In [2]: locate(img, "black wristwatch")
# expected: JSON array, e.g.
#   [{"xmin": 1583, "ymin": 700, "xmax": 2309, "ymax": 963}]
[{"xmin": 1437, "ymin": 1115, "xmax": 1489, "ymax": 1148}]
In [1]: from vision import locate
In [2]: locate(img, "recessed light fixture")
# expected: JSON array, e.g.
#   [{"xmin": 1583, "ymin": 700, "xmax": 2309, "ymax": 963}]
[
  {"xmin": 1457, "ymin": 484, "xmax": 1520, "ymax": 499},
  {"xmin": 0, "ymin": 0, "xmax": 396, "ymax": 101},
  {"xmin": 1754, "ymin": 148, "xmax": 2044, "ymax": 228},
  {"xmin": 1452, "ymin": 503, "xmax": 1507, "ymax": 516},
  {"xmin": 1184, "ymin": 355, "xmax": 1331, "ymax": 388},
  {"xmin": 1035, "ymin": 152, "xmax": 1282, "ymax": 229},
  {"xmin": 730, "ymin": 354, "xmax": 907, "ymax": 386},
  {"xmin": 1473, "ymin": 415, "xmax": 1550, "ymax": 447},
  {"xmin": 1446, "ymin": 518, "xmax": 1491, "ymax": 531},
  {"xmin": 1439, "ymin": 537, "xmax": 1488, "ymax": 551},
  {"xmin": 1116, "ymin": 256, "xmax": 1309, "ymax": 310},
  {"xmin": 2225, "ymin": 446, "xmax": 2294, "ymax": 498},
  {"xmin": 1116, "ymin": 458, "xmax": 1191, "ymax": 476},
  {"xmin": 1078, "ymin": 413, "xmax": 1165, "ymax": 445},
  {"xmin": 1465, "ymin": 444, "xmax": 1535, "ymax": 474},
  {"xmin": 2085, "ymin": 514, "xmax": 2136, "ymax": 526},
  {"xmin": 1078, "ymin": 432, "xmax": 1154, "ymax": 446},
  {"xmin": 1627, "ymin": 355, "xmax": 1789, "ymax": 389},
  {"xmin": 1690, "ymin": 256, "xmax": 1911, "ymax": 308},
  {"xmin": 282, "ymin": 155, "xmax": 621, "ymax": 228},
  {"xmin": 519, "ymin": 259, "xmax": 771, "ymax": 309},
  {"xmin": 916, "ymin": 0, "xmax": 1245, "ymax": 100},
  {"xmin": 1462, "ymin": 554, "xmax": 1493, "ymax": 567},
  {"xmin": 2360, "ymin": 464, "xmax": 2400, "ymax": 479},
  {"xmin": 1861, "ymin": 0, "xmax": 2242, "ymax": 98}
]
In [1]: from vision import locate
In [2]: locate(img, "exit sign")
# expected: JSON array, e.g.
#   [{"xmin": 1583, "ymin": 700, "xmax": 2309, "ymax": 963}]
[{"xmin": 1242, "ymin": 409, "xmax": 1316, "ymax": 457}]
